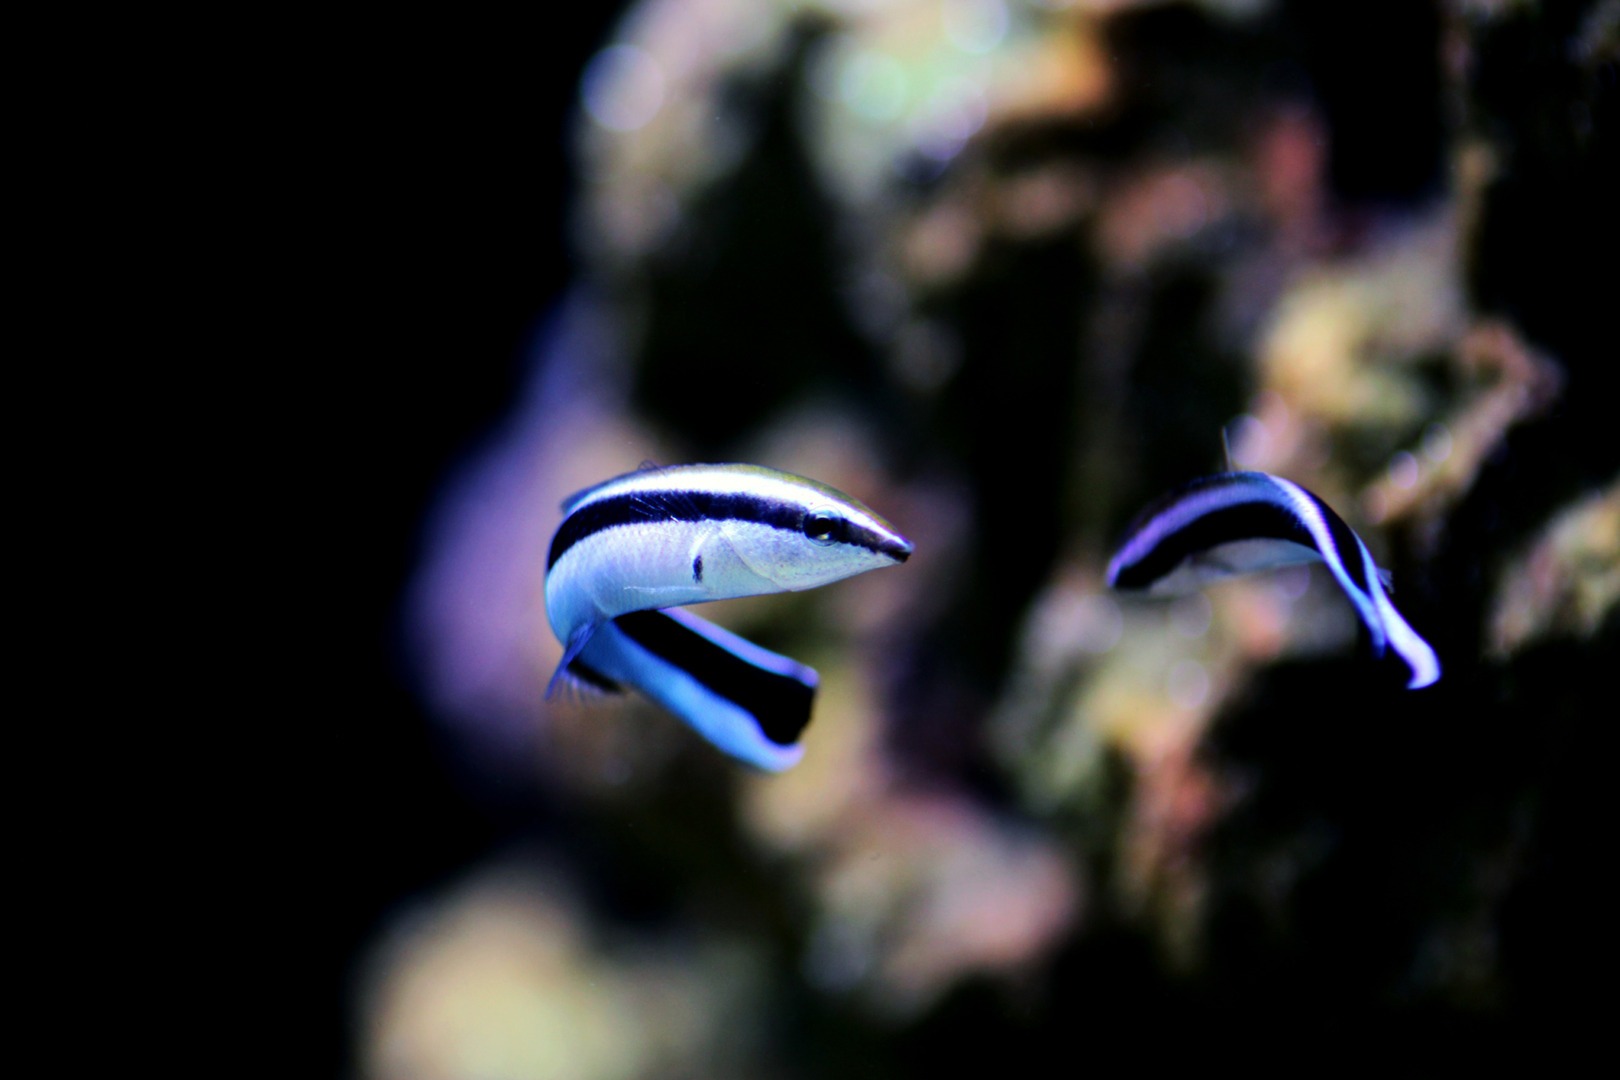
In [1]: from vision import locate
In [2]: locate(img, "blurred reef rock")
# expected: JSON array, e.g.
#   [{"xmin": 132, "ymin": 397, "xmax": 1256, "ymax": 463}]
[{"xmin": 382, "ymin": 1, "xmax": 1618, "ymax": 1075}]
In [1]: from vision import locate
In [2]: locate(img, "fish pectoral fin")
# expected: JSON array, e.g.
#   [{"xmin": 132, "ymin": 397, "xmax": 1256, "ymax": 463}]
[{"xmin": 546, "ymin": 622, "xmax": 601, "ymax": 699}]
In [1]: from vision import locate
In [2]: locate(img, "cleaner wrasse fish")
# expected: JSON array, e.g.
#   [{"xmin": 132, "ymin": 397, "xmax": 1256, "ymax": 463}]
[
  {"xmin": 1106, "ymin": 471, "xmax": 1440, "ymax": 689},
  {"xmin": 544, "ymin": 463, "xmax": 912, "ymax": 768}
]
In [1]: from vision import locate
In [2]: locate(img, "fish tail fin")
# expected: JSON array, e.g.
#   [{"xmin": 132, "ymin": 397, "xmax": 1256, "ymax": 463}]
[
  {"xmin": 1369, "ymin": 586, "xmax": 1442, "ymax": 690},
  {"xmin": 601, "ymin": 609, "xmax": 817, "ymax": 772}
]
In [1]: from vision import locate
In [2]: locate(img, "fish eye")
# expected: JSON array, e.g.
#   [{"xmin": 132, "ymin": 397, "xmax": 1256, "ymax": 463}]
[{"xmin": 803, "ymin": 511, "xmax": 842, "ymax": 545}]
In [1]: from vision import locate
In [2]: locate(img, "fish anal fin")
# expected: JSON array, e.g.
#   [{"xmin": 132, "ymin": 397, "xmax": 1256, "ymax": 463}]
[
  {"xmin": 560, "ymin": 658, "xmax": 623, "ymax": 698},
  {"xmin": 546, "ymin": 622, "xmax": 600, "ymax": 699}
]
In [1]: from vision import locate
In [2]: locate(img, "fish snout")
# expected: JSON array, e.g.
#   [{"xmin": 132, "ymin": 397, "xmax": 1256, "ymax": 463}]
[{"xmin": 881, "ymin": 533, "xmax": 913, "ymax": 563}]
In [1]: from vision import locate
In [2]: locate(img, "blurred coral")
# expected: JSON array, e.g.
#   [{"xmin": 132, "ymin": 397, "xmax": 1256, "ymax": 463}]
[
  {"xmin": 359, "ymin": 864, "xmax": 772, "ymax": 1080},
  {"xmin": 1488, "ymin": 479, "xmax": 1620, "ymax": 656},
  {"xmin": 378, "ymin": 0, "xmax": 1619, "ymax": 1074}
]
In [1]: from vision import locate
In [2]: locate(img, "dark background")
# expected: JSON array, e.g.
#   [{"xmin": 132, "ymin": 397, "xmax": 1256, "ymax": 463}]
[{"xmin": 292, "ymin": 11, "xmax": 630, "ymax": 1073}]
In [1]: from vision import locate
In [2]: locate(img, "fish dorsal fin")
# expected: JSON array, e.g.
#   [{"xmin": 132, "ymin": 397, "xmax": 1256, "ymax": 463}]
[
  {"xmin": 559, "ymin": 481, "xmax": 603, "ymax": 515},
  {"xmin": 559, "ymin": 461, "xmax": 667, "ymax": 515},
  {"xmin": 625, "ymin": 462, "xmax": 705, "ymax": 525}
]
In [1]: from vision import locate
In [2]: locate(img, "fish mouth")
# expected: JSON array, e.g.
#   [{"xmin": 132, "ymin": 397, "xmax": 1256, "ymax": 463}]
[{"xmin": 849, "ymin": 522, "xmax": 912, "ymax": 563}]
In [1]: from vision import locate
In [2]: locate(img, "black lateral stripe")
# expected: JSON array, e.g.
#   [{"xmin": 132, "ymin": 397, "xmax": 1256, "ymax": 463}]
[
  {"xmin": 548, "ymin": 488, "xmax": 899, "ymax": 568},
  {"xmin": 548, "ymin": 490, "xmax": 803, "ymax": 569},
  {"xmin": 612, "ymin": 610, "xmax": 815, "ymax": 747},
  {"xmin": 1113, "ymin": 499, "xmax": 1321, "ymax": 590},
  {"xmin": 849, "ymin": 521, "xmax": 908, "ymax": 561},
  {"xmin": 1296, "ymin": 487, "xmax": 1375, "ymax": 596}
]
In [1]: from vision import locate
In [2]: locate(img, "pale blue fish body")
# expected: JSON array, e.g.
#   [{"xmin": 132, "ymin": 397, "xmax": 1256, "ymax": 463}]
[
  {"xmin": 1107, "ymin": 471, "xmax": 1440, "ymax": 689},
  {"xmin": 543, "ymin": 463, "xmax": 912, "ymax": 769},
  {"xmin": 572, "ymin": 608, "xmax": 817, "ymax": 772}
]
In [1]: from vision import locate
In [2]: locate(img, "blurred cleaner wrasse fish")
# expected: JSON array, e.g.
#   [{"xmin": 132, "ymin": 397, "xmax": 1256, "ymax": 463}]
[
  {"xmin": 1106, "ymin": 471, "xmax": 1440, "ymax": 689},
  {"xmin": 544, "ymin": 463, "xmax": 912, "ymax": 770}
]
